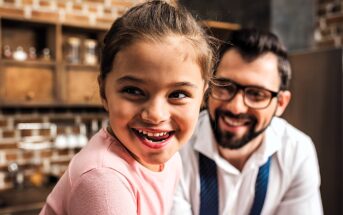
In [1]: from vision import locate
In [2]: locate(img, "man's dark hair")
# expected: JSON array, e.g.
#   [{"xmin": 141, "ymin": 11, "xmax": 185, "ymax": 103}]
[{"xmin": 214, "ymin": 28, "xmax": 291, "ymax": 90}]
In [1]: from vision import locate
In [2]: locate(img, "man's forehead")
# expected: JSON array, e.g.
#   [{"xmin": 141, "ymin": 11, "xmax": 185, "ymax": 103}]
[{"xmin": 215, "ymin": 50, "xmax": 280, "ymax": 90}]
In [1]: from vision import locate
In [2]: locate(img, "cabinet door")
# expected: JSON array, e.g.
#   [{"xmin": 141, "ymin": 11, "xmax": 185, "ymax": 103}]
[
  {"xmin": 285, "ymin": 48, "xmax": 343, "ymax": 215},
  {"xmin": 0, "ymin": 65, "xmax": 54, "ymax": 103},
  {"xmin": 65, "ymin": 67, "xmax": 101, "ymax": 105},
  {"xmin": 0, "ymin": 18, "xmax": 56, "ymax": 105},
  {"xmin": 61, "ymin": 25, "xmax": 105, "ymax": 105}
]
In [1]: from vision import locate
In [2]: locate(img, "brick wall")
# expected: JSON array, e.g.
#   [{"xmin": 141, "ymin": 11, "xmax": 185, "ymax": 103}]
[
  {"xmin": 0, "ymin": 0, "xmax": 144, "ymax": 27},
  {"xmin": 0, "ymin": 107, "xmax": 108, "ymax": 190},
  {"xmin": 316, "ymin": 0, "xmax": 343, "ymax": 48},
  {"xmin": 0, "ymin": 0, "xmax": 143, "ymax": 190},
  {"xmin": 0, "ymin": 0, "xmax": 186, "ymax": 191},
  {"xmin": 0, "ymin": 0, "xmax": 142, "ymax": 190}
]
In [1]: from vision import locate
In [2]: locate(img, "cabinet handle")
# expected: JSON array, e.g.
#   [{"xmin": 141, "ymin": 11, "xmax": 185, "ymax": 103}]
[
  {"xmin": 84, "ymin": 95, "xmax": 91, "ymax": 101},
  {"xmin": 25, "ymin": 91, "xmax": 36, "ymax": 101}
]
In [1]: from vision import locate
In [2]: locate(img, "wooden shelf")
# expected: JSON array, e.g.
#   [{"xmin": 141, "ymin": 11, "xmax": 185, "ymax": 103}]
[
  {"xmin": 200, "ymin": 20, "xmax": 240, "ymax": 41},
  {"xmin": 0, "ymin": 102, "xmax": 57, "ymax": 108},
  {"xmin": 61, "ymin": 21, "xmax": 110, "ymax": 31},
  {"xmin": 201, "ymin": 20, "xmax": 240, "ymax": 30},
  {"xmin": 0, "ymin": 14, "xmax": 105, "ymax": 107},
  {"xmin": 0, "ymin": 13, "xmax": 57, "ymax": 25},
  {"xmin": 0, "ymin": 59, "xmax": 56, "ymax": 68},
  {"xmin": 64, "ymin": 63, "xmax": 100, "ymax": 70},
  {"xmin": 0, "ymin": 102, "xmax": 103, "ymax": 109},
  {"xmin": 0, "ymin": 13, "xmax": 239, "ymax": 108}
]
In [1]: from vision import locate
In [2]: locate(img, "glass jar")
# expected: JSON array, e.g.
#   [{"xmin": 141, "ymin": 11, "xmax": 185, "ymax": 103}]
[
  {"xmin": 84, "ymin": 39, "xmax": 97, "ymax": 65},
  {"xmin": 66, "ymin": 37, "xmax": 81, "ymax": 64},
  {"xmin": 41, "ymin": 48, "xmax": 52, "ymax": 61},
  {"xmin": 28, "ymin": 47, "xmax": 37, "ymax": 60},
  {"xmin": 3, "ymin": 45, "xmax": 12, "ymax": 59},
  {"xmin": 13, "ymin": 46, "xmax": 27, "ymax": 61}
]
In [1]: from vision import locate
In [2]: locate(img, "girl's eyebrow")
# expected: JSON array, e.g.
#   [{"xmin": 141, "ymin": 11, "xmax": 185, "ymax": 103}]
[
  {"xmin": 116, "ymin": 76, "xmax": 144, "ymax": 84},
  {"xmin": 117, "ymin": 76, "xmax": 199, "ymax": 89},
  {"xmin": 173, "ymin": 82, "xmax": 198, "ymax": 89}
]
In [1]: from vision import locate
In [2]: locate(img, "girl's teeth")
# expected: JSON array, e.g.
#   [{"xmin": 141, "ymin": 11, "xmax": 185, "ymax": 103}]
[
  {"xmin": 137, "ymin": 129, "xmax": 168, "ymax": 137},
  {"xmin": 144, "ymin": 137, "xmax": 164, "ymax": 143}
]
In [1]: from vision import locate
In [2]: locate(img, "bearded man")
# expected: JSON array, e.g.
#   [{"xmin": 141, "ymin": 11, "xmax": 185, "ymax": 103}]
[{"xmin": 171, "ymin": 28, "xmax": 323, "ymax": 215}]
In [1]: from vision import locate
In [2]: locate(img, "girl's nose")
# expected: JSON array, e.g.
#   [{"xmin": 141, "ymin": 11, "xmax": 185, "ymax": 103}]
[{"xmin": 140, "ymin": 99, "xmax": 170, "ymax": 124}]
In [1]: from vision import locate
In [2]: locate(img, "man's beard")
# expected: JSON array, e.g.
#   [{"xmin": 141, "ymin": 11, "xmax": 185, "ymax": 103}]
[{"xmin": 209, "ymin": 109, "xmax": 268, "ymax": 149}]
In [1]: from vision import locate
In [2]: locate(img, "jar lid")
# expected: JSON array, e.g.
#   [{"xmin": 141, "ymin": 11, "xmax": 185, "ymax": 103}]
[
  {"xmin": 84, "ymin": 39, "xmax": 97, "ymax": 47},
  {"xmin": 68, "ymin": 37, "xmax": 81, "ymax": 46}
]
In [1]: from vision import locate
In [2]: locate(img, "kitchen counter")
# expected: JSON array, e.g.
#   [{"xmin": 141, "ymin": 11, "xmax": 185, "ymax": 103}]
[{"xmin": 0, "ymin": 185, "xmax": 54, "ymax": 214}]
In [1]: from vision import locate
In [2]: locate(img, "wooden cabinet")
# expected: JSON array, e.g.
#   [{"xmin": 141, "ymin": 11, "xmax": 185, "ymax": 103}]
[
  {"xmin": 201, "ymin": 20, "xmax": 240, "ymax": 41},
  {"xmin": 285, "ymin": 48, "xmax": 343, "ymax": 215},
  {"xmin": 0, "ymin": 62, "xmax": 55, "ymax": 103},
  {"xmin": 0, "ymin": 16, "xmax": 106, "ymax": 107},
  {"xmin": 60, "ymin": 26, "xmax": 105, "ymax": 105},
  {"xmin": 64, "ymin": 65, "xmax": 101, "ymax": 104},
  {"xmin": 0, "ymin": 14, "xmax": 239, "ymax": 107},
  {"xmin": 0, "ymin": 18, "xmax": 57, "ymax": 105}
]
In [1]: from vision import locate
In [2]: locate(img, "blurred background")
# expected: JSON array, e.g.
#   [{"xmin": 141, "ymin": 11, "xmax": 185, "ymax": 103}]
[{"xmin": 0, "ymin": 0, "xmax": 341, "ymax": 214}]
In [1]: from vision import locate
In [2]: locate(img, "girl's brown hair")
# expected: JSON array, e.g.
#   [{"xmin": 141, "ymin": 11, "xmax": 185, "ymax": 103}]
[{"xmin": 99, "ymin": 0, "xmax": 214, "ymax": 99}]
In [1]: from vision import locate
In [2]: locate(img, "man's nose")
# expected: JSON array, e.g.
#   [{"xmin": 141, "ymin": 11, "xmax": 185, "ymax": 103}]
[
  {"xmin": 224, "ymin": 90, "xmax": 248, "ymax": 114},
  {"xmin": 140, "ymin": 99, "xmax": 170, "ymax": 124}
]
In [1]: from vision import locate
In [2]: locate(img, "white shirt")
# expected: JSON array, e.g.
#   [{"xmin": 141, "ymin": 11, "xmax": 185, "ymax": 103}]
[{"xmin": 171, "ymin": 111, "xmax": 323, "ymax": 215}]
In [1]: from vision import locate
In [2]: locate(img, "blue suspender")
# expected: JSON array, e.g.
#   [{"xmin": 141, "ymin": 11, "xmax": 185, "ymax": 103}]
[
  {"xmin": 249, "ymin": 156, "xmax": 271, "ymax": 215},
  {"xmin": 199, "ymin": 153, "xmax": 272, "ymax": 215},
  {"xmin": 199, "ymin": 153, "xmax": 219, "ymax": 215}
]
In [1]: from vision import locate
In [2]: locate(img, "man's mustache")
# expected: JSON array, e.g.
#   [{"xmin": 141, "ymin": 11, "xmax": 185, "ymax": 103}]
[{"xmin": 215, "ymin": 109, "xmax": 254, "ymax": 121}]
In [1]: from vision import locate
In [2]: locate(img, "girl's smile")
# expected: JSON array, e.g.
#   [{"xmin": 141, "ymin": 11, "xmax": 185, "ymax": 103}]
[{"xmin": 132, "ymin": 128, "xmax": 175, "ymax": 149}]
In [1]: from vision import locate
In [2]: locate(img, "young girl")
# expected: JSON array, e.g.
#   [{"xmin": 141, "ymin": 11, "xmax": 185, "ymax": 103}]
[{"xmin": 40, "ymin": 1, "xmax": 214, "ymax": 214}]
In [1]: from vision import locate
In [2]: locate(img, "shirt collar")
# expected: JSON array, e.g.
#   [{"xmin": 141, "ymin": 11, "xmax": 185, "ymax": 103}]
[
  {"xmin": 244, "ymin": 118, "xmax": 282, "ymax": 170},
  {"xmin": 193, "ymin": 111, "xmax": 218, "ymax": 159}
]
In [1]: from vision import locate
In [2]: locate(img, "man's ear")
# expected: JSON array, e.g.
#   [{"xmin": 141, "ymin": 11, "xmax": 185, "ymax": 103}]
[{"xmin": 275, "ymin": 90, "xmax": 291, "ymax": 116}]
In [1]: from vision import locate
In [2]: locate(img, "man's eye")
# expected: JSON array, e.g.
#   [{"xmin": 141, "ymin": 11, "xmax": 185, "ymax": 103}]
[
  {"xmin": 246, "ymin": 89, "xmax": 269, "ymax": 101},
  {"xmin": 225, "ymin": 85, "xmax": 237, "ymax": 94}
]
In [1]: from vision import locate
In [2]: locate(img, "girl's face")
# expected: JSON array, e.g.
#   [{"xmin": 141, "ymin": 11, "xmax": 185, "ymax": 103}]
[{"xmin": 102, "ymin": 36, "xmax": 206, "ymax": 171}]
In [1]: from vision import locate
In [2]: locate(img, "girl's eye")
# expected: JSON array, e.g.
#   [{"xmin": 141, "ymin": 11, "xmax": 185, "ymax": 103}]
[
  {"xmin": 121, "ymin": 86, "xmax": 145, "ymax": 97},
  {"xmin": 169, "ymin": 90, "xmax": 190, "ymax": 100}
]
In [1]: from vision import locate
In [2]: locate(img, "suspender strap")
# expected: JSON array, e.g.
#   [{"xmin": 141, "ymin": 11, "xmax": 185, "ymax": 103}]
[
  {"xmin": 249, "ymin": 156, "xmax": 272, "ymax": 215},
  {"xmin": 199, "ymin": 153, "xmax": 272, "ymax": 215},
  {"xmin": 199, "ymin": 153, "xmax": 219, "ymax": 215}
]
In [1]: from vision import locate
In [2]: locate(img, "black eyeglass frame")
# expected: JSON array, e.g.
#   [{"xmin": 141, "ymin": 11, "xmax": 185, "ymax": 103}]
[{"xmin": 209, "ymin": 78, "xmax": 280, "ymax": 109}]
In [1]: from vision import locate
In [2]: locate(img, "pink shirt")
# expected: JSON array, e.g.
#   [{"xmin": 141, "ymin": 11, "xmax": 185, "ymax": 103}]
[{"xmin": 40, "ymin": 128, "xmax": 182, "ymax": 215}]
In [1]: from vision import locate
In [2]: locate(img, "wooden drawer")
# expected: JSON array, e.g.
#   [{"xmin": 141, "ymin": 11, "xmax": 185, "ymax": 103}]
[
  {"xmin": 65, "ymin": 67, "xmax": 101, "ymax": 105},
  {"xmin": 0, "ymin": 66, "xmax": 54, "ymax": 103}
]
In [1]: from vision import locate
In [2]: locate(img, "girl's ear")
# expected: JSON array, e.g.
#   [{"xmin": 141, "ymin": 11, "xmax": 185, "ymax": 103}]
[
  {"xmin": 101, "ymin": 98, "xmax": 109, "ymax": 112},
  {"xmin": 204, "ymin": 81, "xmax": 209, "ymax": 91},
  {"xmin": 275, "ymin": 90, "xmax": 291, "ymax": 116},
  {"xmin": 98, "ymin": 76, "xmax": 109, "ymax": 112},
  {"xmin": 201, "ymin": 84, "xmax": 210, "ymax": 110}
]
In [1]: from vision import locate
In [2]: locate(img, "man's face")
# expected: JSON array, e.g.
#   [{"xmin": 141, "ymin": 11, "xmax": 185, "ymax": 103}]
[{"xmin": 208, "ymin": 49, "xmax": 290, "ymax": 149}]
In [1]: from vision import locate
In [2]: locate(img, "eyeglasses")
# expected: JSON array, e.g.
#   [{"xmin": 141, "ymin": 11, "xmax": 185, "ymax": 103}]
[{"xmin": 209, "ymin": 78, "xmax": 279, "ymax": 109}]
